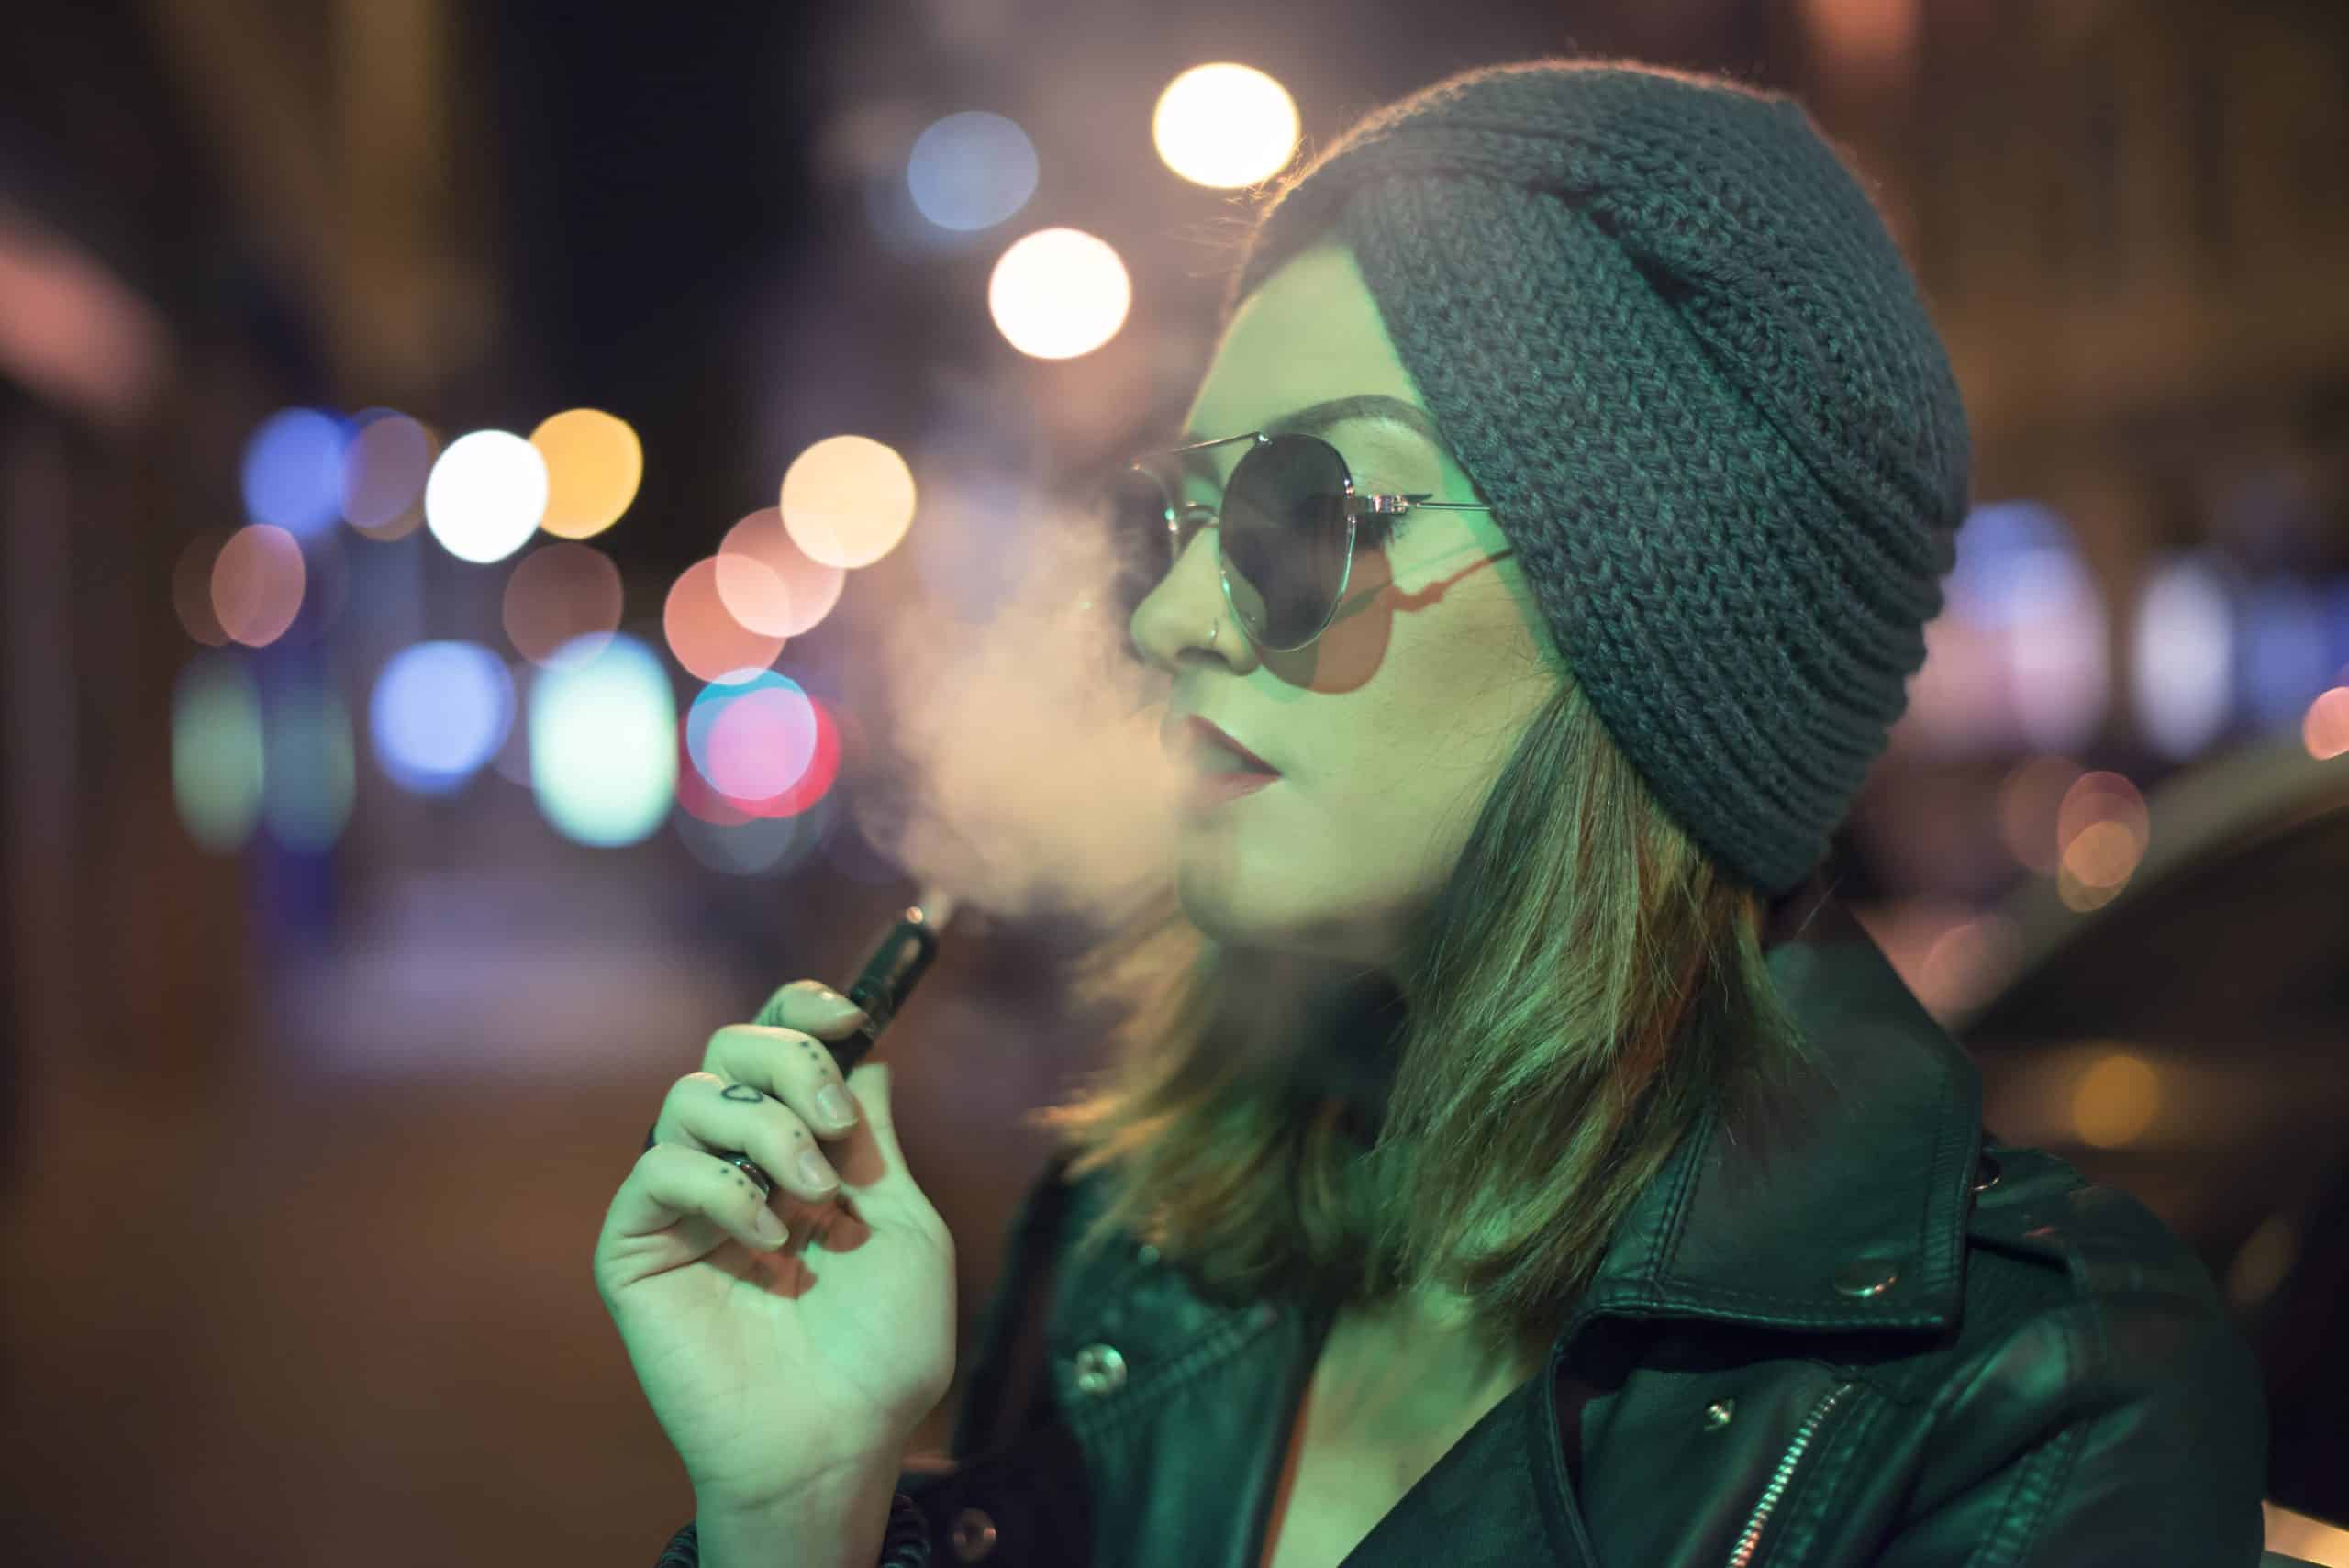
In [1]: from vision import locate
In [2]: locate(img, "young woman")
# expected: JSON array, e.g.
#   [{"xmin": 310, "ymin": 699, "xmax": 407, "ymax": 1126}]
[{"xmin": 596, "ymin": 60, "xmax": 2270, "ymax": 1568}]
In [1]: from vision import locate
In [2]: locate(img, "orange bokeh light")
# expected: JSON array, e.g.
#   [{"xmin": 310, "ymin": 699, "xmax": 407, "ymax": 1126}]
[
  {"xmin": 779, "ymin": 435, "xmax": 917, "ymax": 569},
  {"xmin": 212, "ymin": 524, "xmax": 306, "ymax": 647},
  {"xmin": 530, "ymin": 408, "xmax": 642, "ymax": 540},
  {"xmin": 663, "ymin": 557, "xmax": 784, "ymax": 684},
  {"xmin": 718, "ymin": 506, "xmax": 848, "ymax": 636},
  {"xmin": 2304, "ymin": 687, "xmax": 2349, "ymax": 761}
]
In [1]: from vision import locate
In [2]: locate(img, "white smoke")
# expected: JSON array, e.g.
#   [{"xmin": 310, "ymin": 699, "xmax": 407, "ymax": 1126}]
[{"xmin": 848, "ymin": 491, "xmax": 1177, "ymax": 931}]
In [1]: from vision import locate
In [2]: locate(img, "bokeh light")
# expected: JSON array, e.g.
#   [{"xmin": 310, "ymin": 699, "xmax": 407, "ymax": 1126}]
[
  {"xmin": 686, "ymin": 673, "xmax": 818, "ymax": 803},
  {"xmin": 986, "ymin": 228, "xmax": 1131, "ymax": 361},
  {"xmin": 1152, "ymin": 63, "xmax": 1300, "ymax": 188},
  {"xmin": 424, "ymin": 429, "xmax": 549, "ymax": 563},
  {"xmin": 172, "ymin": 652, "xmax": 263, "ymax": 853},
  {"xmin": 529, "ymin": 408, "xmax": 642, "ymax": 540},
  {"xmin": 2242, "ymin": 577, "xmax": 2333, "ymax": 729},
  {"xmin": 369, "ymin": 640, "xmax": 514, "ymax": 794},
  {"xmin": 2054, "ymin": 770, "xmax": 2148, "ymax": 911},
  {"xmin": 1912, "ymin": 913, "xmax": 2020, "ymax": 1018},
  {"xmin": 340, "ymin": 410, "xmax": 437, "ymax": 539},
  {"xmin": 503, "ymin": 541, "xmax": 625, "ymax": 667},
  {"xmin": 763, "ymin": 693, "xmax": 841, "ymax": 817},
  {"xmin": 2132, "ymin": 556, "xmax": 2234, "ymax": 758},
  {"xmin": 240, "ymin": 407, "xmax": 347, "ymax": 537},
  {"xmin": 779, "ymin": 435, "xmax": 918, "ymax": 569},
  {"xmin": 2304, "ymin": 685, "xmax": 2349, "ymax": 761},
  {"xmin": 2056, "ymin": 770, "xmax": 2148, "ymax": 856},
  {"xmin": 211, "ymin": 523, "xmax": 306, "ymax": 648},
  {"xmin": 173, "ymin": 529, "xmax": 230, "ymax": 646},
  {"xmin": 674, "ymin": 717, "xmax": 756, "ymax": 826},
  {"xmin": 2070, "ymin": 1051, "xmax": 2161, "ymax": 1148},
  {"xmin": 529, "ymin": 631, "xmax": 676, "ymax": 846},
  {"xmin": 262, "ymin": 682, "xmax": 355, "ymax": 851},
  {"xmin": 1996, "ymin": 754, "xmax": 2082, "ymax": 873},
  {"xmin": 906, "ymin": 110, "xmax": 1038, "ymax": 231},
  {"xmin": 2226, "ymin": 1213, "xmax": 2299, "ymax": 1309},
  {"xmin": 1945, "ymin": 501, "xmax": 2108, "ymax": 751},
  {"xmin": 664, "ymin": 557, "xmax": 785, "ymax": 684},
  {"xmin": 718, "ymin": 507, "xmax": 847, "ymax": 636}
]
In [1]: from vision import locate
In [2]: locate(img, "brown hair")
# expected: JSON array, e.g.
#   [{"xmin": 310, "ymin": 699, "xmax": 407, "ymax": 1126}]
[{"xmin": 1026, "ymin": 665, "xmax": 1815, "ymax": 1363}]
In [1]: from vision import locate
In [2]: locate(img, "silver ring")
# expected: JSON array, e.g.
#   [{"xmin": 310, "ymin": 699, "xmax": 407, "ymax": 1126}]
[{"xmin": 724, "ymin": 1152, "xmax": 774, "ymax": 1199}]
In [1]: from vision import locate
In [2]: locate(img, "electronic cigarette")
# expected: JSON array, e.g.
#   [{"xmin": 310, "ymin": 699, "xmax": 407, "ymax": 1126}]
[
  {"xmin": 707, "ymin": 887, "xmax": 958, "ymax": 1199},
  {"xmin": 760, "ymin": 887, "xmax": 957, "ymax": 1075}
]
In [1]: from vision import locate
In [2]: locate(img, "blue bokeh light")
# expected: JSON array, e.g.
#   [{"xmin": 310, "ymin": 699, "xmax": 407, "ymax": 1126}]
[
  {"xmin": 369, "ymin": 640, "xmax": 514, "ymax": 794},
  {"xmin": 906, "ymin": 111, "xmax": 1039, "ymax": 231},
  {"xmin": 1946, "ymin": 501, "xmax": 2080, "ymax": 628},
  {"xmin": 242, "ymin": 408, "xmax": 350, "ymax": 537}
]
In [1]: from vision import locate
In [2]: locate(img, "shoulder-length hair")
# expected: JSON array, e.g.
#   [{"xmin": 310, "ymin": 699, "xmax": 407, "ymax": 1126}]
[{"xmin": 1024, "ymin": 666, "xmax": 1815, "ymax": 1362}]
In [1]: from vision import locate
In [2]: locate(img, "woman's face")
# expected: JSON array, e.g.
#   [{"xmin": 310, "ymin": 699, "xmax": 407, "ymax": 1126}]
[{"xmin": 1130, "ymin": 239, "xmax": 1559, "ymax": 972}]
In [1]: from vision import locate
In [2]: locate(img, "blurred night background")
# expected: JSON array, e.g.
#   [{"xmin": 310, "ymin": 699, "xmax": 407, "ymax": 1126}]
[{"xmin": 4, "ymin": 1, "xmax": 2348, "ymax": 1562}]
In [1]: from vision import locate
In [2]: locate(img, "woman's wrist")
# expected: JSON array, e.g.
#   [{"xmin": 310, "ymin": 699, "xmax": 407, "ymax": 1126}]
[{"xmin": 693, "ymin": 1453, "xmax": 907, "ymax": 1568}]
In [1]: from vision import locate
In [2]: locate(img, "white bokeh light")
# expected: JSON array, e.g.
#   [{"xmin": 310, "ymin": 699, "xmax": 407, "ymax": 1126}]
[
  {"xmin": 424, "ymin": 430, "xmax": 551, "ymax": 564},
  {"xmin": 1152, "ymin": 63, "xmax": 1300, "ymax": 188},
  {"xmin": 986, "ymin": 228, "xmax": 1131, "ymax": 361},
  {"xmin": 2132, "ymin": 556, "xmax": 2234, "ymax": 759}
]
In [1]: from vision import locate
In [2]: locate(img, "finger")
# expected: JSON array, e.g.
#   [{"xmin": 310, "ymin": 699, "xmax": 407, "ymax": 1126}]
[
  {"xmin": 613, "ymin": 1141, "xmax": 793, "ymax": 1253},
  {"xmin": 704, "ymin": 1021, "xmax": 862, "ymax": 1146},
  {"xmin": 835, "ymin": 1062, "xmax": 907, "ymax": 1182},
  {"xmin": 663, "ymin": 1070, "xmax": 844, "ymax": 1203},
  {"xmin": 751, "ymin": 978, "xmax": 871, "ymax": 1041}
]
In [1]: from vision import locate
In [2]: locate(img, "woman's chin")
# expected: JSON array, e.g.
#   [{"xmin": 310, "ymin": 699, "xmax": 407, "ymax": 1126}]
[{"xmin": 1175, "ymin": 872, "xmax": 1399, "ymax": 971}]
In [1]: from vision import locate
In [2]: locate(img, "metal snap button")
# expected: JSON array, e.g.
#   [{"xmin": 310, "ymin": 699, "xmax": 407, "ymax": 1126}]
[
  {"xmin": 1702, "ymin": 1397, "xmax": 1736, "ymax": 1430},
  {"xmin": 1972, "ymin": 1154, "xmax": 2002, "ymax": 1194},
  {"xmin": 949, "ymin": 1507, "xmax": 999, "ymax": 1562},
  {"xmin": 1833, "ymin": 1257, "xmax": 1901, "ymax": 1298},
  {"xmin": 1072, "ymin": 1342, "xmax": 1127, "ymax": 1396}
]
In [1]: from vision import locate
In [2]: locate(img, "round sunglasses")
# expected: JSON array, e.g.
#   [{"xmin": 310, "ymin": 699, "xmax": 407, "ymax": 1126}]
[{"xmin": 1109, "ymin": 429, "xmax": 1506, "ymax": 651}]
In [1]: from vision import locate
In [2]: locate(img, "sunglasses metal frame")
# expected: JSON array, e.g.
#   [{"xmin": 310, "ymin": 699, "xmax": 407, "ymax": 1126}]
[{"xmin": 1128, "ymin": 429, "xmax": 1503, "ymax": 652}]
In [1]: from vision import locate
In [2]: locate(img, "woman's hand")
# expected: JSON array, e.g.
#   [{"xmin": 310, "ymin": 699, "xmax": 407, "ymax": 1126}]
[{"xmin": 593, "ymin": 981, "xmax": 956, "ymax": 1515}]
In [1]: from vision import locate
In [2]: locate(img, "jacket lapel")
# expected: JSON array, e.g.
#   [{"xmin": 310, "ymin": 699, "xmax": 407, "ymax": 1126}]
[{"xmin": 1566, "ymin": 890, "xmax": 1982, "ymax": 1342}]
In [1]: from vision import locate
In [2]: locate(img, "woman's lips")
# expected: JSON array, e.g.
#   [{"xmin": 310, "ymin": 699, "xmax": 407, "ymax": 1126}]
[
  {"xmin": 1183, "ymin": 715, "xmax": 1278, "ymax": 773},
  {"xmin": 1180, "ymin": 770, "xmax": 1279, "ymax": 814}
]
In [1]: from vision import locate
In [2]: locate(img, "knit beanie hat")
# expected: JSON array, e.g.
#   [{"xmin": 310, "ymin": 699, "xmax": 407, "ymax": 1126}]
[{"xmin": 1227, "ymin": 59, "xmax": 1973, "ymax": 895}]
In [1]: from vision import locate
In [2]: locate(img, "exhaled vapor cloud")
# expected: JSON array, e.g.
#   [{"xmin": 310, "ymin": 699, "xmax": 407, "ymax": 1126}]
[{"xmin": 850, "ymin": 494, "xmax": 1176, "ymax": 930}]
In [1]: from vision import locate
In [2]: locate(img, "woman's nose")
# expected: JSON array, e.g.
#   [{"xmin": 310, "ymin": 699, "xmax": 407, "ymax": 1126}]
[{"xmin": 1128, "ymin": 525, "xmax": 1247, "ymax": 673}]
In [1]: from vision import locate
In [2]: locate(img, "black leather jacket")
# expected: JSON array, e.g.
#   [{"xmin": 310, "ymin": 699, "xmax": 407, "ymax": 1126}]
[{"xmin": 658, "ymin": 895, "xmax": 2271, "ymax": 1565}]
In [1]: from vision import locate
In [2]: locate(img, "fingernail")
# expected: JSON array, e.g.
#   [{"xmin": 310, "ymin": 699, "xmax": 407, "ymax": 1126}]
[
  {"xmin": 816, "ymin": 1085, "xmax": 856, "ymax": 1127},
  {"xmin": 753, "ymin": 1207, "xmax": 788, "ymax": 1244},
  {"xmin": 796, "ymin": 1149, "xmax": 840, "ymax": 1191}
]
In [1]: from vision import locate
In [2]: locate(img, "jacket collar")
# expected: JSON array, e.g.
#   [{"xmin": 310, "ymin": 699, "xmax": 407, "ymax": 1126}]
[{"xmin": 1565, "ymin": 880, "xmax": 1984, "ymax": 1341}]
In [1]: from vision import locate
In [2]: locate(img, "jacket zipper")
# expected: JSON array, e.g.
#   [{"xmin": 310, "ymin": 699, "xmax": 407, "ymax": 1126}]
[{"xmin": 1725, "ymin": 1380, "xmax": 1854, "ymax": 1568}]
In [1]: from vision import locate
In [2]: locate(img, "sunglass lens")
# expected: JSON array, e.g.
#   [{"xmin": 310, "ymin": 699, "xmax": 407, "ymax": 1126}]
[{"xmin": 1221, "ymin": 435, "xmax": 1351, "ymax": 649}]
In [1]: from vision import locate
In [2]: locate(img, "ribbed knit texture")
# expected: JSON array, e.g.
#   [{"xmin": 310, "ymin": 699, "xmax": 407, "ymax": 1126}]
[{"xmin": 1228, "ymin": 60, "xmax": 1972, "ymax": 894}]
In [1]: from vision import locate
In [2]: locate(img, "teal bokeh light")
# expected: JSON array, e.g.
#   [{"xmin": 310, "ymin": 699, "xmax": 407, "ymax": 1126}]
[{"xmin": 529, "ymin": 631, "xmax": 677, "ymax": 846}]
